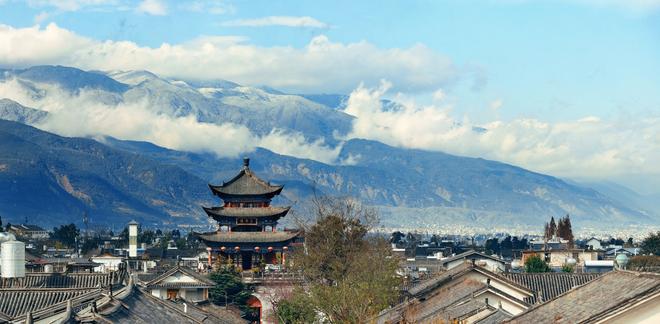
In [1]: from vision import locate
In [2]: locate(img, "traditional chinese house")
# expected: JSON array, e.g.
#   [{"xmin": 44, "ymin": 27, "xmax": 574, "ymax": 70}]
[{"xmin": 196, "ymin": 158, "xmax": 299, "ymax": 270}]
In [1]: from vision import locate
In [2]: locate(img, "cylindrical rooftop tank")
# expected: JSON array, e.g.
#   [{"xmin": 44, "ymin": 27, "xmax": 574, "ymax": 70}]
[
  {"xmin": 0, "ymin": 232, "xmax": 16, "ymax": 243},
  {"xmin": 615, "ymin": 253, "xmax": 629, "ymax": 269},
  {"xmin": 1, "ymin": 240, "xmax": 26, "ymax": 278}
]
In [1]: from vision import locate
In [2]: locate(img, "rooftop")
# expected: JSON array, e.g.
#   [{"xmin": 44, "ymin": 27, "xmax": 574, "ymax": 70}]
[
  {"xmin": 0, "ymin": 271, "xmax": 125, "ymax": 289},
  {"xmin": 508, "ymin": 270, "xmax": 660, "ymax": 323},
  {"xmin": 0, "ymin": 288, "xmax": 99, "ymax": 319},
  {"xmin": 203, "ymin": 206, "xmax": 290, "ymax": 219},
  {"xmin": 144, "ymin": 265, "xmax": 215, "ymax": 289},
  {"xmin": 440, "ymin": 250, "xmax": 506, "ymax": 265},
  {"xmin": 196, "ymin": 230, "xmax": 299, "ymax": 244},
  {"xmin": 208, "ymin": 158, "xmax": 283, "ymax": 198},
  {"xmin": 499, "ymin": 272, "xmax": 602, "ymax": 304}
]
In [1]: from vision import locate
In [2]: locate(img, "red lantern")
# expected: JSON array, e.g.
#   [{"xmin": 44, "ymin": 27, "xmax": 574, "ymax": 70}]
[
  {"xmin": 220, "ymin": 246, "xmax": 226, "ymax": 251},
  {"xmin": 254, "ymin": 246, "xmax": 260, "ymax": 252},
  {"xmin": 206, "ymin": 247, "xmax": 212, "ymax": 252},
  {"xmin": 234, "ymin": 246, "xmax": 240, "ymax": 251},
  {"xmin": 283, "ymin": 246, "xmax": 288, "ymax": 251},
  {"xmin": 267, "ymin": 246, "xmax": 274, "ymax": 252}
]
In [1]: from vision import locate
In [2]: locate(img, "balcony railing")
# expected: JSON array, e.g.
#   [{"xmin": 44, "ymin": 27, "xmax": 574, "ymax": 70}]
[{"xmin": 240, "ymin": 271, "xmax": 304, "ymax": 284}]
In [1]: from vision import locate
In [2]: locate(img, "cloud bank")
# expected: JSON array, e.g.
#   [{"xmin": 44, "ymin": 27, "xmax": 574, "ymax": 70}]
[
  {"xmin": 342, "ymin": 82, "xmax": 660, "ymax": 179},
  {"xmin": 0, "ymin": 78, "xmax": 340, "ymax": 163},
  {"xmin": 0, "ymin": 23, "xmax": 458, "ymax": 94}
]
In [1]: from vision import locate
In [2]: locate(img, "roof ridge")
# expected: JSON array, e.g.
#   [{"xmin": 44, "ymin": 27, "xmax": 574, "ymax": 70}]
[{"xmin": 146, "ymin": 265, "xmax": 215, "ymax": 286}]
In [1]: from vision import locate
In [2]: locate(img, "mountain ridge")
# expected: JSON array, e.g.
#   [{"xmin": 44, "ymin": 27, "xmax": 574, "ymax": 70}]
[{"xmin": 0, "ymin": 65, "xmax": 656, "ymax": 229}]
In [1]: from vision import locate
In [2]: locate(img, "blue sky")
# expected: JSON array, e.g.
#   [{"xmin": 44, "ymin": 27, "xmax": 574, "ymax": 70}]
[
  {"xmin": 1, "ymin": 0, "xmax": 660, "ymax": 193},
  {"xmin": 1, "ymin": 0, "xmax": 659, "ymax": 122}
]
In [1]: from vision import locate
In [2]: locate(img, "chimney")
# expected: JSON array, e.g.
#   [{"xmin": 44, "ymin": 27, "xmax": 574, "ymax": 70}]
[{"xmin": 243, "ymin": 157, "xmax": 250, "ymax": 168}]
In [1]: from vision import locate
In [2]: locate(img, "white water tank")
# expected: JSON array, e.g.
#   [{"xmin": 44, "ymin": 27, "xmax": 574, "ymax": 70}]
[
  {"xmin": 0, "ymin": 232, "xmax": 16, "ymax": 243},
  {"xmin": 1, "ymin": 240, "xmax": 26, "ymax": 278}
]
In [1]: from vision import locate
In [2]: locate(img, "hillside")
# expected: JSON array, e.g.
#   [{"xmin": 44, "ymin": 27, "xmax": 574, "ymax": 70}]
[{"xmin": 0, "ymin": 120, "xmax": 213, "ymax": 228}]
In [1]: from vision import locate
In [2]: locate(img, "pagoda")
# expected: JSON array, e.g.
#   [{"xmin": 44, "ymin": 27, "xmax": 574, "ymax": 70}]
[{"xmin": 196, "ymin": 158, "xmax": 299, "ymax": 270}]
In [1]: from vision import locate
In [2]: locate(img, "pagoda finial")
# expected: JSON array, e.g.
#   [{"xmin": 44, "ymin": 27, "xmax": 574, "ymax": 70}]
[{"xmin": 243, "ymin": 157, "xmax": 250, "ymax": 168}]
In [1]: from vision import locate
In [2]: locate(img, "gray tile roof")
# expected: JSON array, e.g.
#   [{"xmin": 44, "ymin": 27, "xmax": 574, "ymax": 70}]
[
  {"xmin": 376, "ymin": 277, "xmax": 487, "ymax": 323},
  {"xmin": 0, "ymin": 271, "xmax": 123, "ymax": 289},
  {"xmin": 440, "ymin": 250, "xmax": 506, "ymax": 266},
  {"xmin": 203, "ymin": 206, "xmax": 290, "ymax": 218},
  {"xmin": 94, "ymin": 287, "xmax": 241, "ymax": 323},
  {"xmin": 428, "ymin": 298, "xmax": 489, "ymax": 323},
  {"xmin": 196, "ymin": 230, "xmax": 299, "ymax": 244},
  {"xmin": 500, "ymin": 272, "xmax": 602, "ymax": 304},
  {"xmin": 475, "ymin": 308, "xmax": 513, "ymax": 324},
  {"xmin": 407, "ymin": 262, "xmax": 473, "ymax": 297},
  {"xmin": 145, "ymin": 265, "xmax": 215, "ymax": 289},
  {"xmin": 377, "ymin": 263, "xmax": 535, "ymax": 324},
  {"xmin": 209, "ymin": 166, "xmax": 282, "ymax": 197},
  {"xmin": 0, "ymin": 288, "xmax": 98, "ymax": 318},
  {"xmin": 508, "ymin": 271, "xmax": 660, "ymax": 323}
]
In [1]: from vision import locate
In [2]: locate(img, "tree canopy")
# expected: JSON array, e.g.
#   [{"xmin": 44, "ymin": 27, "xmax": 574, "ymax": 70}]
[
  {"xmin": 277, "ymin": 197, "xmax": 402, "ymax": 323},
  {"xmin": 525, "ymin": 255, "xmax": 551, "ymax": 273},
  {"xmin": 51, "ymin": 223, "xmax": 80, "ymax": 247},
  {"xmin": 640, "ymin": 231, "xmax": 660, "ymax": 256}
]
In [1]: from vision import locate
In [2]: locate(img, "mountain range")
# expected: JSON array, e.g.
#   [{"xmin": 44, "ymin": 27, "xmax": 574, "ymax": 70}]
[{"xmin": 0, "ymin": 65, "xmax": 657, "ymax": 230}]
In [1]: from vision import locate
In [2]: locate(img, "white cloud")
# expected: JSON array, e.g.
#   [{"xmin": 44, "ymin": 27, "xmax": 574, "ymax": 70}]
[
  {"xmin": 0, "ymin": 78, "xmax": 340, "ymax": 163},
  {"xmin": 222, "ymin": 16, "xmax": 329, "ymax": 28},
  {"xmin": 0, "ymin": 23, "xmax": 458, "ymax": 94},
  {"xmin": 341, "ymin": 82, "xmax": 660, "ymax": 179},
  {"xmin": 136, "ymin": 0, "xmax": 167, "ymax": 16},
  {"xmin": 0, "ymin": 24, "xmax": 92, "ymax": 66}
]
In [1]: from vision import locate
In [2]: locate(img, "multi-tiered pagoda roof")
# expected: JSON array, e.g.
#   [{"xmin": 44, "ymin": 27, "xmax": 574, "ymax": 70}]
[
  {"xmin": 207, "ymin": 160, "xmax": 283, "ymax": 199},
  {"xmin": 196, "ymin": 158, "xmax": 299, "ymax": 269}
]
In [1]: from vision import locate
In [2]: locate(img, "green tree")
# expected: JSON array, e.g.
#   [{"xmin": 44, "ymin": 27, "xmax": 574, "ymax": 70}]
[
  {"xmin": 625, "ymin": 237, "xmax": 634, "ymax": 248},
  {"xmin": 140, "ymin": 229, "xmax": 156, "ymax": 245},
  {"xmin": 548, "ymin": 216, "xmax": 557, "ymax": 239},
  {"xmin": 557, "ymin": 214, "xmax": 575, "ymax": 248},
  {"xmin": 284, "ymin": 197, "xmax": 402, "ymax": 323},
  {"xmin": 525, "ymin": 255, "xmax": 551, "ymax": 273},
  {"xmin": 209, "ymin": 268, "xmax": 253, "ymax": 317},
  {"xmin": 51, "ymin": 223, "xmax": 80, "ymax": 247},
  {"xmin": 640, "ymin": 231, "xmax": 660, "ymax": 256},
  {"xmin": 561, "ymin": 264, "xmax": 574, "ymax": 273},
  {"xmin": 485, "ymin": 238, "xmax": 500, "ymax": 255},
  {"xmin": 275, "ymin": 289, "xmax": 318, "ymax": 324}
]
